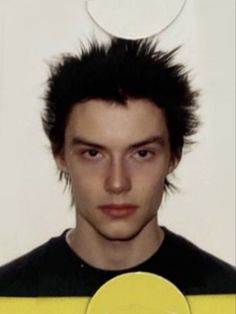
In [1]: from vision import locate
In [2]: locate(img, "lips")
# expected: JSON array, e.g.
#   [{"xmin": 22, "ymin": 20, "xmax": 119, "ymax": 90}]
[{"xmin": 99, "ymin": 204, "xmax": 138, "ymax": 218}]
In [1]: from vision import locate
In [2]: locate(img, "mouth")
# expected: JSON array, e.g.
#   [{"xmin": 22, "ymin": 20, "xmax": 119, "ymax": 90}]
[{"xmin": 99, "ymin": 204, "xmax": 138, "ymax": 218}]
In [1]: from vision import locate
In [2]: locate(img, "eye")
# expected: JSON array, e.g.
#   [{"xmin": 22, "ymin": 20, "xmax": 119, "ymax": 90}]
[
  {"xmin": 82, "ymin": 149, "xmax": 102, "ymax": 160},
  {"xmin": 134, "ymin": 149, "xmax": 154, "ymax": 160}
]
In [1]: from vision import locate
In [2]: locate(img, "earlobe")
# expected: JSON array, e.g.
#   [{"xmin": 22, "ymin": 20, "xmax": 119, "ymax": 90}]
[
  {"xmin": 168, "ymin": 157, "xmax": 180, "ymax": 174},
  {"xmin": 54, "ymin": 154, "xmax": 68, "ymax": 173}
]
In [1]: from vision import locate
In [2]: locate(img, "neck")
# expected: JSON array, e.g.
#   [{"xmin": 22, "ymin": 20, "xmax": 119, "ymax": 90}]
[{"xmin": 66, "ymin": 217, "xmax": 164, "ymax": 271}]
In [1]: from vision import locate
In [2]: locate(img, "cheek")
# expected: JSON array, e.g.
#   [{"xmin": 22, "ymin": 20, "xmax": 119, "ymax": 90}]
[
  {"xmin": 69, "ymin": 165, "xmax": 112, "ymax": 204},
  {"xmin": 139, "ymin": 176, "xmax": 165, "ymax": 200},
  {"xmin": 131, "ymin": 164, "xmax": 167, "ymax": 203},
  {"xmin": 71, "ymin": 175, "xmax": 100, "ymax": 196},
  {"xmin": 69, "ymin": 176, "xmax": 101, "ymax": 212},
  {"xmin": 130, "ymin": 158, "xmax": 169, "ymax": 184},
  {"xmin": 67, "ymin": 162, "xmax": 104, "ymax": 202}
]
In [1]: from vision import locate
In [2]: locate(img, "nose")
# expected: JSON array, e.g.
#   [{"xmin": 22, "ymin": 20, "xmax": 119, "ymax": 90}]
[{"xmin": 104, "ymin": 158, "xmax": 131, "ymax": 194}]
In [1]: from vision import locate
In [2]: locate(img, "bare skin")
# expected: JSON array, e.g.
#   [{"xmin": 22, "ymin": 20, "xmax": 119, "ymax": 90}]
[{"xmin": 55, "ymin": 98, "xmax": 179, "ymax": 270}]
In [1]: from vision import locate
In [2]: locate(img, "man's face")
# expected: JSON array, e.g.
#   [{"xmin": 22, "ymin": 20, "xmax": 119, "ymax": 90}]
[{"xmin": 56, "ymin": 99, "xmax": 178, "ymax": 241}]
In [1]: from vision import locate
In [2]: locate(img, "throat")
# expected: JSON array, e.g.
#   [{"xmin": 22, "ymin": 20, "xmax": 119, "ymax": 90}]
[
  {"xmin": 66, "ymin": 224, "xmax": 164, "ymax": 271},
  {"xmin": 95, "ymin": 238, "xmax": 162, "ymax": 270}
]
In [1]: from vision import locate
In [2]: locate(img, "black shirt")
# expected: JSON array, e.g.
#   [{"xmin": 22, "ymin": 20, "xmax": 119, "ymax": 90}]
[{"xmin": 0, "ymin": 228, "xmax": 235, "ymax": 296}]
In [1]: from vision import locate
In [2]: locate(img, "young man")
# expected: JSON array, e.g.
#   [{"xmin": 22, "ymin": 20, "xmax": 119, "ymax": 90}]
[{"xmin": 0, "ymin": 39, "xmax": 235, "ymax": 296}]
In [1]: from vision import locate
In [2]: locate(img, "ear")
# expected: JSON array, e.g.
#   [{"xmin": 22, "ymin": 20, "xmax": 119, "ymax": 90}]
[
  {"xmin": 167, "ymin": 156, "xmax": 181, "ymax": 175},
  {"xmin": 53, "ymin": 151, "xmax": 68, "ymax": 173}
]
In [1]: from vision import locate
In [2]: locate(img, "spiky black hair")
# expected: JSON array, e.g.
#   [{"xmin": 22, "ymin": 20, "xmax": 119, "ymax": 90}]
[{"xmin": 42, "ymin": 38, "xmax": 199, "ymax": 192}]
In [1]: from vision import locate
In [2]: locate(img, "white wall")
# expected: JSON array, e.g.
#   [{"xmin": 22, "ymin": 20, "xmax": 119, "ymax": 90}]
[{"xmin": 0, "ymin": 0, "xmax": 235, "ymax": 265}]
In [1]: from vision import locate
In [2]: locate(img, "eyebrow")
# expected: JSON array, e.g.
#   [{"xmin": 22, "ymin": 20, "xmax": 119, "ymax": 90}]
[{"xmin": 71, "ymin": 135, "xmax": 165, "ymax": 150}]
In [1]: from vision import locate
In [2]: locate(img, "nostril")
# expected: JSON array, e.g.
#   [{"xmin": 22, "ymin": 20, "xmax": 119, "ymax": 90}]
[{"xmin": 104, "ymin": 166, "xmax": 131, "ymax": 194}]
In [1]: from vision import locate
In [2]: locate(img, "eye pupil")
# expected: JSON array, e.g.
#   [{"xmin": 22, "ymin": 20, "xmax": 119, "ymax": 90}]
[
  {"xmin": 89, "ymin": 149, "xmax": 98, "ymax": 156},
  {"xmin": 139, "ymin": 150, "xmax": 147, "ymax": 157}
]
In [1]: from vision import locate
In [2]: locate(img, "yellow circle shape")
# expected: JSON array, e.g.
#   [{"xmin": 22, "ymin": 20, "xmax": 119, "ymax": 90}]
[{"xmin": 86, "ymin": 272, "xmax": 191, "ymax": 314}]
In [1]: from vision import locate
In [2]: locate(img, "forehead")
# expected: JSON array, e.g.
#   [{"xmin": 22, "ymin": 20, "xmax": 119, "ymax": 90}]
[{"xmin": 65, "ymin": 99, "xmax": 169, "ymax": 145}]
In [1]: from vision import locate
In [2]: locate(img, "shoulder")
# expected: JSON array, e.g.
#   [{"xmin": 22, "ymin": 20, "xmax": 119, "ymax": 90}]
[
  {"xmin": 162, "ymin": 228, "xmax": 236, "ymax": 294},
  {"xmin": 0, "ymin": 231, "xmax": 67, "ymax": 296}
]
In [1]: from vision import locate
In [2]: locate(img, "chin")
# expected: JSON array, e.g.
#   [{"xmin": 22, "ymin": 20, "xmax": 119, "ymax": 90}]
[{"xmin": 99, "ymin": 228, "xmax": 141, "ymax": 242}]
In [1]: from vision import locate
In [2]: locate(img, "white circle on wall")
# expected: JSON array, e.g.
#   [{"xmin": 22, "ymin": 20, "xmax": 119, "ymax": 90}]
[{"xmin": 86, "ymin": 0, "xmax": 187, "ymax": 39}]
